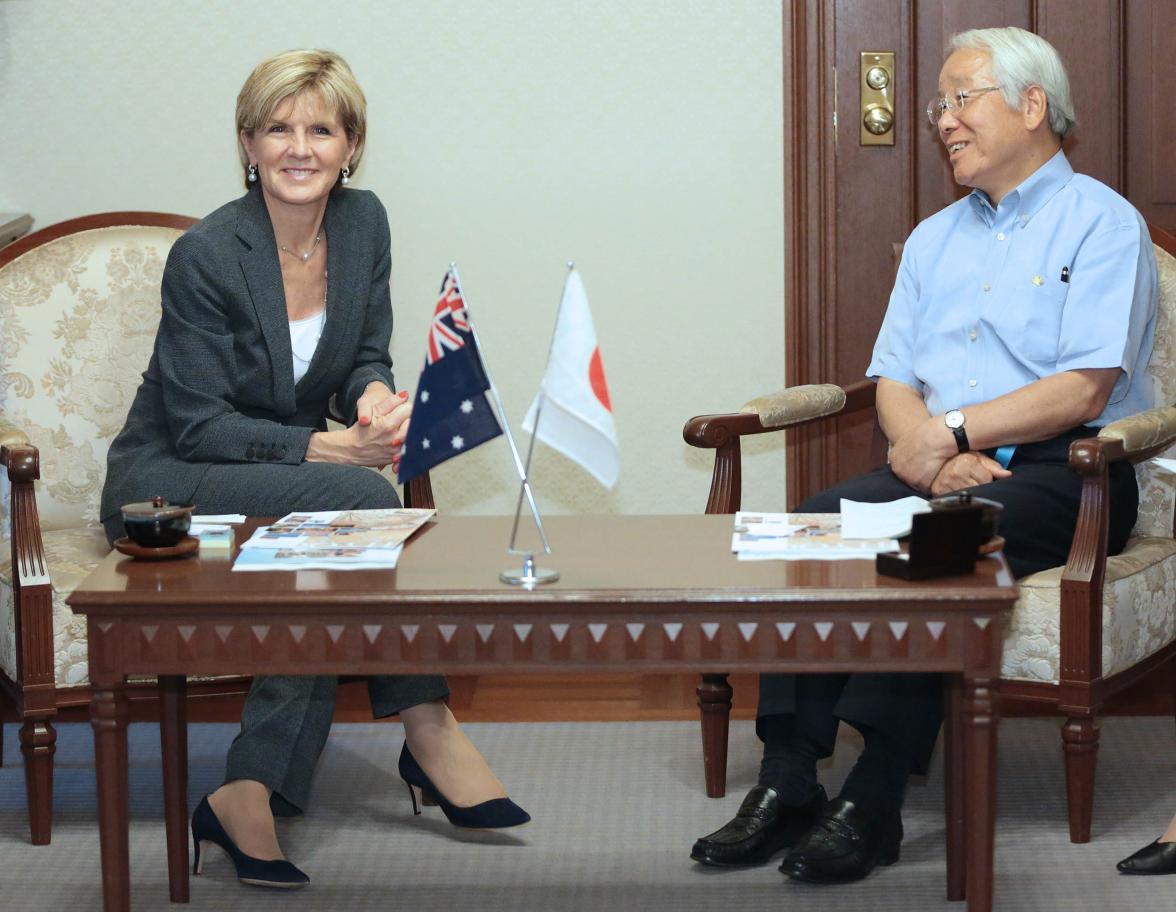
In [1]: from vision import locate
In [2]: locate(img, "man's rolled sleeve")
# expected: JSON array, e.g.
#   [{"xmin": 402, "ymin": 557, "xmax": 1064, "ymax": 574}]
[{"xmin": 866, "ymin": 243, "xmax": 924, "ymax": 393}]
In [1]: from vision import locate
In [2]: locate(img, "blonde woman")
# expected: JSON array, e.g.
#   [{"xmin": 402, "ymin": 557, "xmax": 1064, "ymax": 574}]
[{"xmin": 101, "ymin": 49, "xmax": 528, "ymax": 890}]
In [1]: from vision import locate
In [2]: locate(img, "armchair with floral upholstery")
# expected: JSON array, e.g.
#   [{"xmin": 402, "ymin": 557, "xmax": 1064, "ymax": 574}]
[
  {"xmin": 683, "ymin": 223, "xmax": 1176, "ymax": 844},
  {"xmin": 0, "ymin": 213, "xmax": 198, "ymax": 844}
]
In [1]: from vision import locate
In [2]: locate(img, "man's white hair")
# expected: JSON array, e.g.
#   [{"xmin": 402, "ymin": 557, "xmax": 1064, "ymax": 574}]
[{"xmin": 948, "ymin": 27, "xmax": 1076, "ymax": 138}]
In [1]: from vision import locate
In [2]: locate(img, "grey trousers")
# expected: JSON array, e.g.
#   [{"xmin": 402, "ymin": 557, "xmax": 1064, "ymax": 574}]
[{"xmin": 106, "ymin": 460, "xmax": 449, "ymax": 815}]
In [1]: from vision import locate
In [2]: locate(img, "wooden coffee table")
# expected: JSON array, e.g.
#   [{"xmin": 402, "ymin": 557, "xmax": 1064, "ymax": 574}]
[{"xmin": 68, "ymin": 514, "xmax": 1017, "ymax": 912}]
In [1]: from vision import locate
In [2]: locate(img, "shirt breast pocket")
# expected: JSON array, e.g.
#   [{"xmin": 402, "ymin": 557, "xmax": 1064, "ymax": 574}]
[{"xmin": 992, "ymin": 276, "xmax": 1069, "ymax": 364}]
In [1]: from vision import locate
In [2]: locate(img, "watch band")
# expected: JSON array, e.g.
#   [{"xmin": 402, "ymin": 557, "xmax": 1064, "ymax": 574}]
[{"xmin": 945, "ymin": 409, "xmax": 969, "ymax": 454}]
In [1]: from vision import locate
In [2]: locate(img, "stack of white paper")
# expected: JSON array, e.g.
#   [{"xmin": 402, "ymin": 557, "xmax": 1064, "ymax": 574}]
[
  {"xmin": 731, "ymin": 510, "xmax": 900, "ymax": 562},
  {"xmin": 839, "ymin": 496, "xmax": 930, "ymax": 539}
]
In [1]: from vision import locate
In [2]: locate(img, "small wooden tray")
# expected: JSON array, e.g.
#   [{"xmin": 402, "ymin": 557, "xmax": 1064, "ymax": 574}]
[{"xmin": 113, "ymin": 536, "xmax": 199, "ymax": 560}]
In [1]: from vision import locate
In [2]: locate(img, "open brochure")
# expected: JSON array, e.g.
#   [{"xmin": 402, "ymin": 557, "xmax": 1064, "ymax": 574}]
[
  {"xmin": 732, "ymin": 511, "xmax": 900, "ymax": 561},
  {"xmin": 231, "ymin": 508, "xmax": 435, "ymax": 572}
]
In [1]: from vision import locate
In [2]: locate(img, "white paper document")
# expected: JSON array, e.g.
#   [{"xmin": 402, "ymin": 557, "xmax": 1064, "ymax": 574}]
[
  {"xmin": 839, "ymin": 496, "xmax": 930, "ymax": 539},
  {"xmin": 191, "ymin": 514, "xmax": 248, "ymax": 524},
  {"xmin": 231, "ymin": 508, "xmax": 434, "ymax": 572},
  {"xmin": 731, "ymin": 511, "xmax": 899, "ymax": 561}
]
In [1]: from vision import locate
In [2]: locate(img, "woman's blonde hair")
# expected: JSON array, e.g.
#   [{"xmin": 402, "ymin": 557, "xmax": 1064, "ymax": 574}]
[{"xmin": 235, "ymin": 49, "xmax": 367, "ymax": 190}]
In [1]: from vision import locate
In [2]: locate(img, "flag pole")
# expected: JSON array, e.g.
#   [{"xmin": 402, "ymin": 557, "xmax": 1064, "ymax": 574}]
[
  {"xmin": 508, "ymin": 261, "xmax": 576, "ymax": 553},
  {"xmin": 448, "ymin": 265, "xmax": 556, "ymax": 578}
]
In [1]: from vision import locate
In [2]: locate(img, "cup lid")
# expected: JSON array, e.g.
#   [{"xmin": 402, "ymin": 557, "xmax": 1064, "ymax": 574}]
[{"xmin": 121, "ymin": 496, "xmax": 195, "ymax": 520}]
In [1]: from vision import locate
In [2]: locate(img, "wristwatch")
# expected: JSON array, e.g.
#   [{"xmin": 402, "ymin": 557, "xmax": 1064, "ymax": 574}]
[{"xmin": 944, "ymin": 409, "xmax": 969, "ymax": 454}]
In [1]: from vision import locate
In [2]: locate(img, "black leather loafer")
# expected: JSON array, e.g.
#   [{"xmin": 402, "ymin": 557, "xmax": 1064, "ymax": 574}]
[
  {"xmin": 691, "ymin": 785, "xmax": 827, "ymax": 867},
  {"xmin": 1117, "ymin": 839, "xmax": 1176, "ymax": 875},
  {"xmin": 779, "ymin": 796, "xmax": 902, "ymax": 884}
]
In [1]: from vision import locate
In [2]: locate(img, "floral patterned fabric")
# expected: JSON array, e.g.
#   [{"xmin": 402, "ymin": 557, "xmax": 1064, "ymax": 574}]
[
  {"xmin": 0, "ymin": 225, "xmax": 184, "ymax": 685},
  {"xmin": 741, "ymin": 384, "xmax": 847, "ymax": 429},
  {"xmin": 1004, "ymin": 537, "xmax": 1176, "ymax": 683}
]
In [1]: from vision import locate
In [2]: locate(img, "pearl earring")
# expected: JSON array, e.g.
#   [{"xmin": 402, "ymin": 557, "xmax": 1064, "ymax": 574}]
[
  {"xmin": 248, "ymin": 164, "xmax": 258, "ymax": 183},
  {"xmin": 341, "ymin": 166, "xmax": 350, "ymax": 185}
]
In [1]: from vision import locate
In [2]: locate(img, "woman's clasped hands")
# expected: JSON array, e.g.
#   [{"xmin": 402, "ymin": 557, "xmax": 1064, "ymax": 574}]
[{"xmin": 306, "ymin": 382, "xmax": 412, "ymax": 471}]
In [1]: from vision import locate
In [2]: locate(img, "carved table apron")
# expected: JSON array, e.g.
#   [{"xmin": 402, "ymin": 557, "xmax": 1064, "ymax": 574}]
[{"xmin": 68, "ymin": 514, "xmax": 1017, "ymax": 912}]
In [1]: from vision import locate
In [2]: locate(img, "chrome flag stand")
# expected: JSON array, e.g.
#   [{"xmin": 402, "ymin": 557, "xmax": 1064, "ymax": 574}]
[
  {"xmin": 501, "ymin": 261, "xmax": 581, "ymax": 585},
  {"xmin": 448, "ymin": 264, "xmax": 559, "ymax": 586},
  {"xmin": 502, "ymin": 390, "xmax": 558, "ymax": 585}
]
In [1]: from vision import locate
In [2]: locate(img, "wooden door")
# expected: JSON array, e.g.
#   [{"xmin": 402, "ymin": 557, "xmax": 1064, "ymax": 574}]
[{"xmin": 784, "ymin": 0, "xmax": 1174, "ymax": 505}]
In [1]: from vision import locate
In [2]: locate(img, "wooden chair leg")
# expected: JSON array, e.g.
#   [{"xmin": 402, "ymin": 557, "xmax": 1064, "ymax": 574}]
[
  {"xmin": 697, "ymin": 673, "xmax": 732, "ymax": 798},
  {"xmin": 943, "ymin": 675, "xmax": 965, "ymax": 901},
  {"xmin": 20, "ymin": 715, "xmax": 56, "ymax": 845},
  {"xmin": 1062, "ymin": 715, "xmax": 1099, "ymax": 844}
]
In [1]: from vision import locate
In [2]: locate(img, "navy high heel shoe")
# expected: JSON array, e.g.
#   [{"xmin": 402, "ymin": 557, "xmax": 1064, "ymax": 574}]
[
  {"xmin": 191, "ymin": 795, "xmax": 310, "ymax": 889},
  {"xmin": 398, "ymin": 743, "xmax": 530, "ymax": 829}
]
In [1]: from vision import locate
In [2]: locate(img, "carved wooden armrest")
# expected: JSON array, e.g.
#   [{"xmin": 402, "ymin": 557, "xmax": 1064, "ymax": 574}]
[
  {"xmin": 403, "ymin": 473, "xmax": 435, "ymax": 511},
  {"xmin": 1060, "ymin": 406, "xmax": 1176, "ymax": 590},
  {"xmin": 1, "ymin": 431, "xmax": 49, "ymax": 588},
  {"xmin": 683, "ymin": 382, "xmax": 874, "ymax": 514},
  {"xmin": 683, "ymin": 383, "xmax": 850, "ymax": 450},
  {"xmin": 1095, "ymin": 405, "xmax": 1176, "ymax": 463},
  {"xmin": 0, "ymin": 415, "xmax": 30, "ymax": 452}
]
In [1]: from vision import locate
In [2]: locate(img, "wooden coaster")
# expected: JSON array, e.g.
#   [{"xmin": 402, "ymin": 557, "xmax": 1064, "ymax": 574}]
[{"xmin": 113, "ymin": 535, "xmax": 199, "ymax": 560}]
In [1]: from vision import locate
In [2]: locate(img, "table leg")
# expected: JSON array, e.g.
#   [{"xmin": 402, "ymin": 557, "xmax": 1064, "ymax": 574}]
[
  {"xmin": 159, "ymin": 676, "xmax": 190, "ymax": 903},
  {"xmin": 697, "ymin": 673, "xmax": 732, "ymax": 798},
  {"xmin": 92, "ymin": 681, "xmax": 130, "ymax": 912},
  {"xmin": 943, "ymin": 674, "xmax": 965, "ymax": 901},
  {"xmin": 963, "ymin": 674, "xmax": 998, "ymax": 912}
]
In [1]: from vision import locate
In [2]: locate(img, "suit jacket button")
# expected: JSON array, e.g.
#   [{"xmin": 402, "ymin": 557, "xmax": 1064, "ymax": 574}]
[
  {"xmin": 245, "ymin": 445, "xmax": 255, "ymax": 459},
  {"xmin": 278, "ymin": 446, "xmax": 288, "ymax": 459}
]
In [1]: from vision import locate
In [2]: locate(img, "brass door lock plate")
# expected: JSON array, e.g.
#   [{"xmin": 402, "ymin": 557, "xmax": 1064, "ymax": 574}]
[{"xmin": 860, "ymin": 52, "xmax": 896, "ymax": 146}]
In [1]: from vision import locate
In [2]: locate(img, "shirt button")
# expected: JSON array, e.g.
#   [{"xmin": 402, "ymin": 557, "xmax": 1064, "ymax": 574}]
[
  {"xmin": 996, "ymin": 232, "xmax": 1006, "ymax": 241},
  {"xmin": 982, "ymin": 283, "xmax": 991, "ymax": 292},
  {"xmin": 968, "ymin": 379, "xmax": 978, "ymax": 388},
  {"xmin": 969, "ymin": 330, "xmax": 978, "ymax": 341}
]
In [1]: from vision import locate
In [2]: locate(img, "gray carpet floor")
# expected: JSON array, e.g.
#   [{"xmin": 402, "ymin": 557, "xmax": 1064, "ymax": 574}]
[{"xmin": 0, "ymin": 717, "xmax": 1174, "ymax": 911}]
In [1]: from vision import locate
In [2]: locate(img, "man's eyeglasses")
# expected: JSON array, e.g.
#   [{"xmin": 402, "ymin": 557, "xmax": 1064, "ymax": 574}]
[{"xmin": 925, "ymin": 86, "xmax": 1001, "ymax": 125}]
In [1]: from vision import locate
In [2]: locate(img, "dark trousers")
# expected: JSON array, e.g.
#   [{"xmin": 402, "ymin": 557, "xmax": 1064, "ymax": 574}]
[
  {"xmin": 104, "ymin": 460, "xmax": 450, "ymax": 814},
  {"xmin": 758, "ymin": 426, "xmax": 1138, "ymax": 776}
]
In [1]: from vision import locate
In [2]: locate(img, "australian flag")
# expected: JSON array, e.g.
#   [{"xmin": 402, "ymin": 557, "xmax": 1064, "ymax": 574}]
[{"xmin": 397, "ymin": 269, "xmax": 502, "ymax": 484}]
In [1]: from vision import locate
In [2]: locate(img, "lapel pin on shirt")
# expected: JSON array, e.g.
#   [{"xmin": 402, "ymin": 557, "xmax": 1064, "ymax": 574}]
[
  {"xmin": 1060, "ymin": 266, "xmax": 1070, "ymax": 283},
  {"xmin": 1032, "ymin": 275, "xmax": 1044, "ymax": 286}
]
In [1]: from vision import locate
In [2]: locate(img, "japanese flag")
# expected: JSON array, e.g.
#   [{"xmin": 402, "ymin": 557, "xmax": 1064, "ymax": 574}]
[{"xmin": 522, "ymin": 270, "xmax": 619, "ymax": 488}]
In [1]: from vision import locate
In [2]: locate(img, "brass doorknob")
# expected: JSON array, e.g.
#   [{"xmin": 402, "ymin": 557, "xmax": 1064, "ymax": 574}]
[{"xmin": 863, "ymin": 104, "xmax": 894, "ymax": 135}]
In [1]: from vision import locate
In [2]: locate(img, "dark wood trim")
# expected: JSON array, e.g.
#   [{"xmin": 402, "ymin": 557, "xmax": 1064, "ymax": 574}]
[
  {"xmin": 6, "ymin": 665, "xmax": 1171, "ymax": 726},
  {"xmin": 0, "ymin": 212, "xmax": 196, "ymax": 270},
  {"xmin": 784, "ymin": 1, "xmax": 837, "ymax": 509},
  {"xmin": 999, "ymin": 639, "xmax": 1176, "ymax": 713}
]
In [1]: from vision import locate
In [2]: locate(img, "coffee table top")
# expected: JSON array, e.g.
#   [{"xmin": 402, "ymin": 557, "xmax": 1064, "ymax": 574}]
[{"xmin": 68, "ymin": 515, "xmax": 1015, "ymax": 618}]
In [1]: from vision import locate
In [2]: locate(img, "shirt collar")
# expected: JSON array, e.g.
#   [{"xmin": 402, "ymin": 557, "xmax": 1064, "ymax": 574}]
[{"xmin": 967, "ymin": 149, "xmax": 1073, "ymax": 227}]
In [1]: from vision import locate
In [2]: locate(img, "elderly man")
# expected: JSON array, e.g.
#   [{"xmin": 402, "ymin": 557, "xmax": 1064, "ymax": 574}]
[{"xmin": 691, "ymin": 27, "xmax": 1157, "ymax": 884}]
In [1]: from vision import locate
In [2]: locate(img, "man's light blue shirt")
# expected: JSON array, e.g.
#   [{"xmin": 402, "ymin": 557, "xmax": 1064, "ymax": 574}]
[{"xmin": 867, "ymin": 151, "xmax": 1157, "ymax": 427}]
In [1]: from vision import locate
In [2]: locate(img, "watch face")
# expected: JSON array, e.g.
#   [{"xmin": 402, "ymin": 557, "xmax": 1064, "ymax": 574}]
[{"xmin": 945, "ymin": 409, "xmax": 965, "ymax": 429}]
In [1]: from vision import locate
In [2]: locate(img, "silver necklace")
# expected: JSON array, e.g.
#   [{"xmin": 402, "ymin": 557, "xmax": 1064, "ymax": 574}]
[{"xmin": 278, "ymin": 231, "xmax": 322, "ymax": 263}]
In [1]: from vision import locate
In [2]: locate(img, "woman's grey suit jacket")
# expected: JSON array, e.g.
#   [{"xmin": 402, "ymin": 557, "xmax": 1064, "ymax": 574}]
[{"xmin": 100, "ymin": 185, "xmax": 397, "ymax": 527}]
